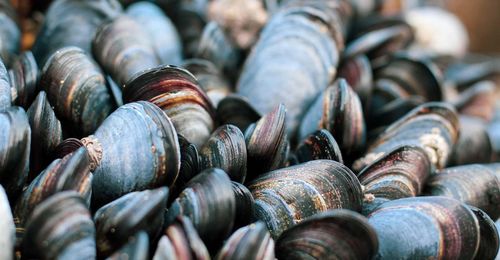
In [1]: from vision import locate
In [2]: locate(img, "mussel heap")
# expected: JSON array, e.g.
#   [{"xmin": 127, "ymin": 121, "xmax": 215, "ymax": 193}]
[{"xmin": 1, "ymin": 0, "xmax": 500, "ymax": 259}]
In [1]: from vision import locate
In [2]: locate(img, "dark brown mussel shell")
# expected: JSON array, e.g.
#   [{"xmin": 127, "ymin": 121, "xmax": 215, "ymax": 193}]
[
  {"xmin": 249, "ymin": 160, "xmax": 363, "ymax": 238},
  {"xmin": 245, "ymin": 104, "xmax": 289, "ymax": 179},
  {"xmin": 232, "ymin": 181, "xmax": 255, "ymax": 229},
  {"xmin": 295, "ymin": 129, "xmax": 343, "ymax": 164},
  {"xmin": 470, "ymin": 206, "xmax": 500, "ymax": 260},
  {"xmin": 0, "ymin": 0, "xmax": 20, "ymax": 66},
  {"xmin": 31, "ymin": 0, "xmax": 122, "ymax": 65},
  {"xmin": 153, "ymin": 216, "xmax": 210, "ymax": 260},
  {"xmin": 353, "ymin": 102, "xmax": 459, "ymax": 172},
  {"xmin": 14, "ymin": 147, "xmax": 92, "ymax": 226},
  {"xmin": 27, "ymin": 91, "xmax": 63, "ymax": 179},
  {"xmin": 126, "ymin": 1, "xmax": 183, "ymax": 66},
  {"xmin": 93, "ymin": 15, "xmax": 160, "ymax": 87},
  {"xmin": 107, "ymin": 231, "xmax": 149, "ymax": 260},
  {"xmin": 123, "ymin": 65, "xmax": 216, "ymax": 148},
  {"xmin": 167, "ymin": 168, "xmax": 235, "ymax": 249},
  {"xmin": 95, "ymin": 187, "xmax": 168, "ymax": 257},
  {"xmin": 237, "ymin": 5, "xmax": 340, "ymax": 134},
  {"xmin": 338, "ymin": 54, "xmax": 373, "ymax": 110},
  {"xmin": 89, "ymin": 101, "xmax": 180, "ymax": 207},
  {"xmin": 183, "ymin": 58, "xmax": 231, "ymax": 106},
  {"xmin": 8, "ymin": 51, "xmax": 39, "ymax": 108},
  {"xmin": 23, "ymin": 191, "xmax": 96, "ymax": 260},
  {"xmin": 367, "ymin": 196, "xmax": 490, "ymax": 259},
  {"xmin": 358, "ymin": 145, "xmax": 431, "ymax": 214},
  {"xmin": 0, "ymin": 185, "xmax": 15, "ymax": 260},
  {"xmin": 452, "ymin": 80, "xmax": 496, "ymax": 122},
  {"xmin": 41, "ymin": 46, "xmax": 115, "ymax": 136},
  {"xmin": 448, "ymin": 116, "xmax": 492, "ymax": 166},
  {"xmin": 216, "ymin": 222, "xmax": 275, "ymax": 260},
  {"xmin": 425, "ymin": 163, "xmax": 500, "ymax": 220},
  {"xmin": 200, "ymin": 124, "xmax": 246, "ymax": 183},
  {"xmin": 216, "ymin": 94, "xmax": 261, "ymax": 132},
  {"xmin": 299, "ymin": 78, "xmax": 366, "ymax": 156},
  {"xmin": 0, "ymin": 106, "xmax": 30, "ymax": 199},
  {"xmin": 169, "ymin": 0, "xmax": 208, "ymax": 57},
  {"xmin": 0, "ymin": 57, "xmax": 11, "ymax": 111},
  {"xmin": 276, "ymin": 209, "xmax": 378, "ymax": 260},
  {"xmin": 169, "ymin": 134, "xmax": 200, "ymax": 201}
]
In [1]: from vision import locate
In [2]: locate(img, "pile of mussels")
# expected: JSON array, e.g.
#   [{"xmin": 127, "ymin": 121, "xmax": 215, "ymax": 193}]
[{"xmin": 1, "ymin": 0, "xmax": 500, "ymax": 259}]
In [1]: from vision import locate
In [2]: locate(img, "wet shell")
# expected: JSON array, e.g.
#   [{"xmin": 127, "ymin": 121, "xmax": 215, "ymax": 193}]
[
  {"xmin": 107, "ymin": 231, "xmax": 149, "ymax": 260},
  {"xmin": 0, "ymin": 185, "xmax": 15, "ymax": 260},
  {"xmin": 0, "ymin": 1, "xmax": 20, "ymax": 66},
  {"xmin": 183, "ymin": 58, "xmax": 231, "ymax": 106},
  {"xmin": 216, "ymin": 222, "xmax": 275, "ymax": 260},
  {"xmin": 216, "ymin": 94, "xmax": 261, "ymax": 132},
  {"xmin": 123, "ymin": 65, "xmax": 215, "ymax": 148},
  {"xmin": 452, "ymin": 80, "xmax": 496, "ymax": 122},
  {"xmin": 14, "ymin": 147, "xmax": 92, "ymax": 227},
  {"xmin": 299, "ymin": 78, "xmax": 366, "ymax": 155},
  {"xmin": 8, "ymin": 51, "xmax": 39, "ymax": 108},
  {"xmin": 245, "ymin": 104, "xmax": 288, "ymax": 180},
  {"xmin": 27, "ymin": 91, "xmax": 63, "ymax": 179},
  {"xmin": 41, "ymin": 46, "xmax": 114, "ymax": 136},
  {"xmin": 93, "ymin": 15, "xmax": 160, "ymax": 87},
  {"xmin": 0, "ymin": 106, "xmax": 31, "ymax": 199},
  {"xmin": 167, "ymin": 168, "xmax": 235, "ymax": 249},
  {"xmin": 153, "ymin": 216, "xmax": 210, "ymax": 260},
  {"xmin": 249, "ymin": 160, "xmax": 363, "ymax": 238},
  {"xmin": 276, "ymin": 210, "xmax": 378, "ymax": 260},
  {"xmin": 448, "ymin": 116, "xmax": 492, "ymax": 166},
  {"xmin": 367, "ymin": 196, "xmax": 485, "ymax": 259},
  {"xmin": 90, "ymin": 101, "xmax": 180, "ymax": 207},
  {"xmin": 31, "ymin": 0, "xmax": 122, "ymax": 65},
  {"xmin": 95, "ymin": 187, "xmax": 168, "ymax": 257},
  {"xmin": 470, "ymin": 206, "xmax": 500, "ymax": 260},
  {"xmin": 425, "ymin": 163, "xmax": 500, "ymax": 220},
  {"xmin": 295, "ymin": 129, "xmax": 343, "ymax": 164},
  {"xmin": 169, "ymin": 134, "xmax": 200, "ymax": 200},
  {"xmin": 232, "ymin": 181, "xmax": 255, "ymax": 229},
  {"xmin": 200, "ymin": 124, "xmax": 247, "ymax": 183},
  {"xmin": 0, "ymin": 57, "xmax": 11, "ymax": 111},
  {"xmin": 126, "ymin": 1, "xmax": 183, "ymax": 66},
  {"xmin": 23, "ymin": 191, "xmax": 96, "ymax": 260},
  {"xmin": 353, "ymin": 102, "xmax": 459, "ymax": 171},
  {"xmin": 337, "ymin": 54, "xmax": 372, "ymax": 110}
]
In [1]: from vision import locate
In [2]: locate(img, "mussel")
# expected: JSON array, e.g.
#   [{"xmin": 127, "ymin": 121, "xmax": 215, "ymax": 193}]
[
  {"xmin": 41, "ymin": 47, "xmax": 115, "ymax": 136},
  {"xmin": 216, "ymin": 222, "xmax": 275, "ymax": 260},
  {"xmin": 0, "ymin": 57, "xmax": 11, "ymax": 111},
  {"xmin": 249, "ymin": 160, "xmax": 363, "ymax": 238},
  {"xmin": 0, "ymin": 185, "xmax": 15, "ymax": 260},
  {"xmin": 276, "ymin": 209, "xmax": 378, "ymax": 260},
  {"xmin": 295, "ymin": 129, "xmax": 343, "ymax": 164},
  {"xmin": 8, "ymin": 51, "xmax": 39, "ymax": 108},
  {"xmin": 107, "ymin": 231, "xmax": 149, "ymax": 260},
  {"xmin": 448, "ymin": 116, "xmax": 493, "ymax": 165},
  {"xmin": 0, "ymin": 0, "xmax": 20, "ymax": 66},
  {"xmin": 123, "ymin": 65, "xmax": 215, "ymax": 148},
  {"xmin": 216, "ymin": 94, "xmax": 261, "ymax": 132},
  {"xmin": 231, "ymin": 181, "xmax": 255, "ymax": 229},
  {"xmin": 23, "ymin": 191, "xmax": 96, "ymax": 260}
]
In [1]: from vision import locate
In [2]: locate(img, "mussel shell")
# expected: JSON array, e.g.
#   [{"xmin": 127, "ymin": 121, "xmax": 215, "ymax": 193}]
[
  {"xmin": 0, "ymin": 185, "xmax": 15, "ymax": 260},
  {"xmin": 126, "ymin": 1, "xmax": 183, "ymax": 66},
  {"xmin": 299, "ymin": 78, "xmax": 366, "ymax": 155},
  {"xmin": 95, "ymin": 187, "xmax": 168, "ymax": 257},
  {"xmin": 245, "ymin": 104, "xmax": 288, "ymax": 179},
  {"xmin": 446, "ymin": 60, "xmax": 500, "ymax": 91},
  {"xmin": 216, "ymin": 94, "xmax": 261, "ymax": 132},
  {"xmin": 470, "ymin": 206, "xmax": 500, "ymax": 260},
  {"xmin": 107, "ymin": 231, "xmax": 149, "ymax": 260},
  {"xmin": 153, "ymin": 216, "xmax": 210, "ymax": 260},
  {"xmin": 276, "ymin": 209, "xmax": 378, "ymax": 260},
  {"xmin": 249, "ymin": 160, "xmax": 363, "ymax": 238},
  {"xmin": 368, "ymin": 196, "xmax": 480, "ymax": 259},
  {"xmin": 9, "ymin": 51, "xmax": 39, "ymax": 108},
  {"xmin": 31, "ymin": 0, "xmax": 122, "ymax": 65},
  {"xmin": 123, "ymin": 65, "xmax": 215, "ymax": 148},
  {"xmin": 358, "ymin": 145, "xmax": 431, "ymax": 201},
  {"xmin": 15, "ymin": 147, "xmax": 92, "ymax": 225},
  {"xmin": 167, "ymin": 168, "xmax": 235, "ymax": 249},
  {"xmin": 169, "ymin": 134, "xmax": 200, "ymax": 201},
  {"xmin": 23, "ymin": 191, "xmax": 96, "ymax": 260},
  {"xmin": 354, "ymin": 102, "xmax": 459, "ymax": 171},
  {"xmin": 453, "ymin": 80, "xmax": 496, "ymax": 122},
  {"xmin": 200, "ymin": 124, "xmax": 247, "ymax": 183},
  {"xmin": 92, "ymin": 15, "xmax": 160, "ymax": 87},
  {"xmin": 232, "ymin": 181, "xmax": 255, "ymax": 229},
  {"xmin": 41, "ymin": 46, "xmax": 114, "ymax": 136},
  {"xmin": 216, "ymin": 222, "xmax": 275, "ymax": 260},
  {"xmin": 91, "ymin": 101, "xmax": 180, "ymax": 207},
  {"xmin": 448, "ymin": 116, "xmax": 492, "ymax": 166},
  {"xmin": 489, "ymin": 120, "xmax": 500, "ymax": 162},
  {"xmin": 425, "ymin": 164, "xmax": 500, "ymax": 220},
  {"xmin": 0, "ymin": 3, "xmax": 20, "ymax": 66},
  {"xmin": 0, "ymin": 57, "xmax": 11, "ymax": 111},
  {"xmin": 337, "ymin": 54, "xmax": 372, "ymax": 110},
  {"xmin": 295, "ymin": 129, "xmax": 343, "ymax": 164},
  {"xmin": 0, "ymin": 106, "xmax": 31, "ymax": 199},
  {"xmin": 27, "ymin": 91, "xmax": 63, "ymax": 179}
]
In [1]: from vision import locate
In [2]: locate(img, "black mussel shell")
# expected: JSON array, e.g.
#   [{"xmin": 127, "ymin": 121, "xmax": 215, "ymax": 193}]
[
  {"xmin": 9, "ymin": 51, "xmax": 39, "ymax": 108},
  {"xmin": 295, "ymin": 129, "xmax": 343, "ymax": 164},
  {"xmin": 0, "ymin": 185, "xmax": 15, "ymax": 260},
  {"xmin": 216, "ymin": 222, "xmax": 274, "ymax": 260},
  {"xmin": 216, "ymin": 94, "xmax": 261, "ymax": 132},
  {"xmin": 0, "ymin": 57, "xmax": 11, "ymax": 111},
  {"xmin": 107, "ymin": 231, "xmax": 149, "ymax": 260},
  {"xmin": 232, "ymin": 181, "xmax": 255, "ymax": 229}
]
